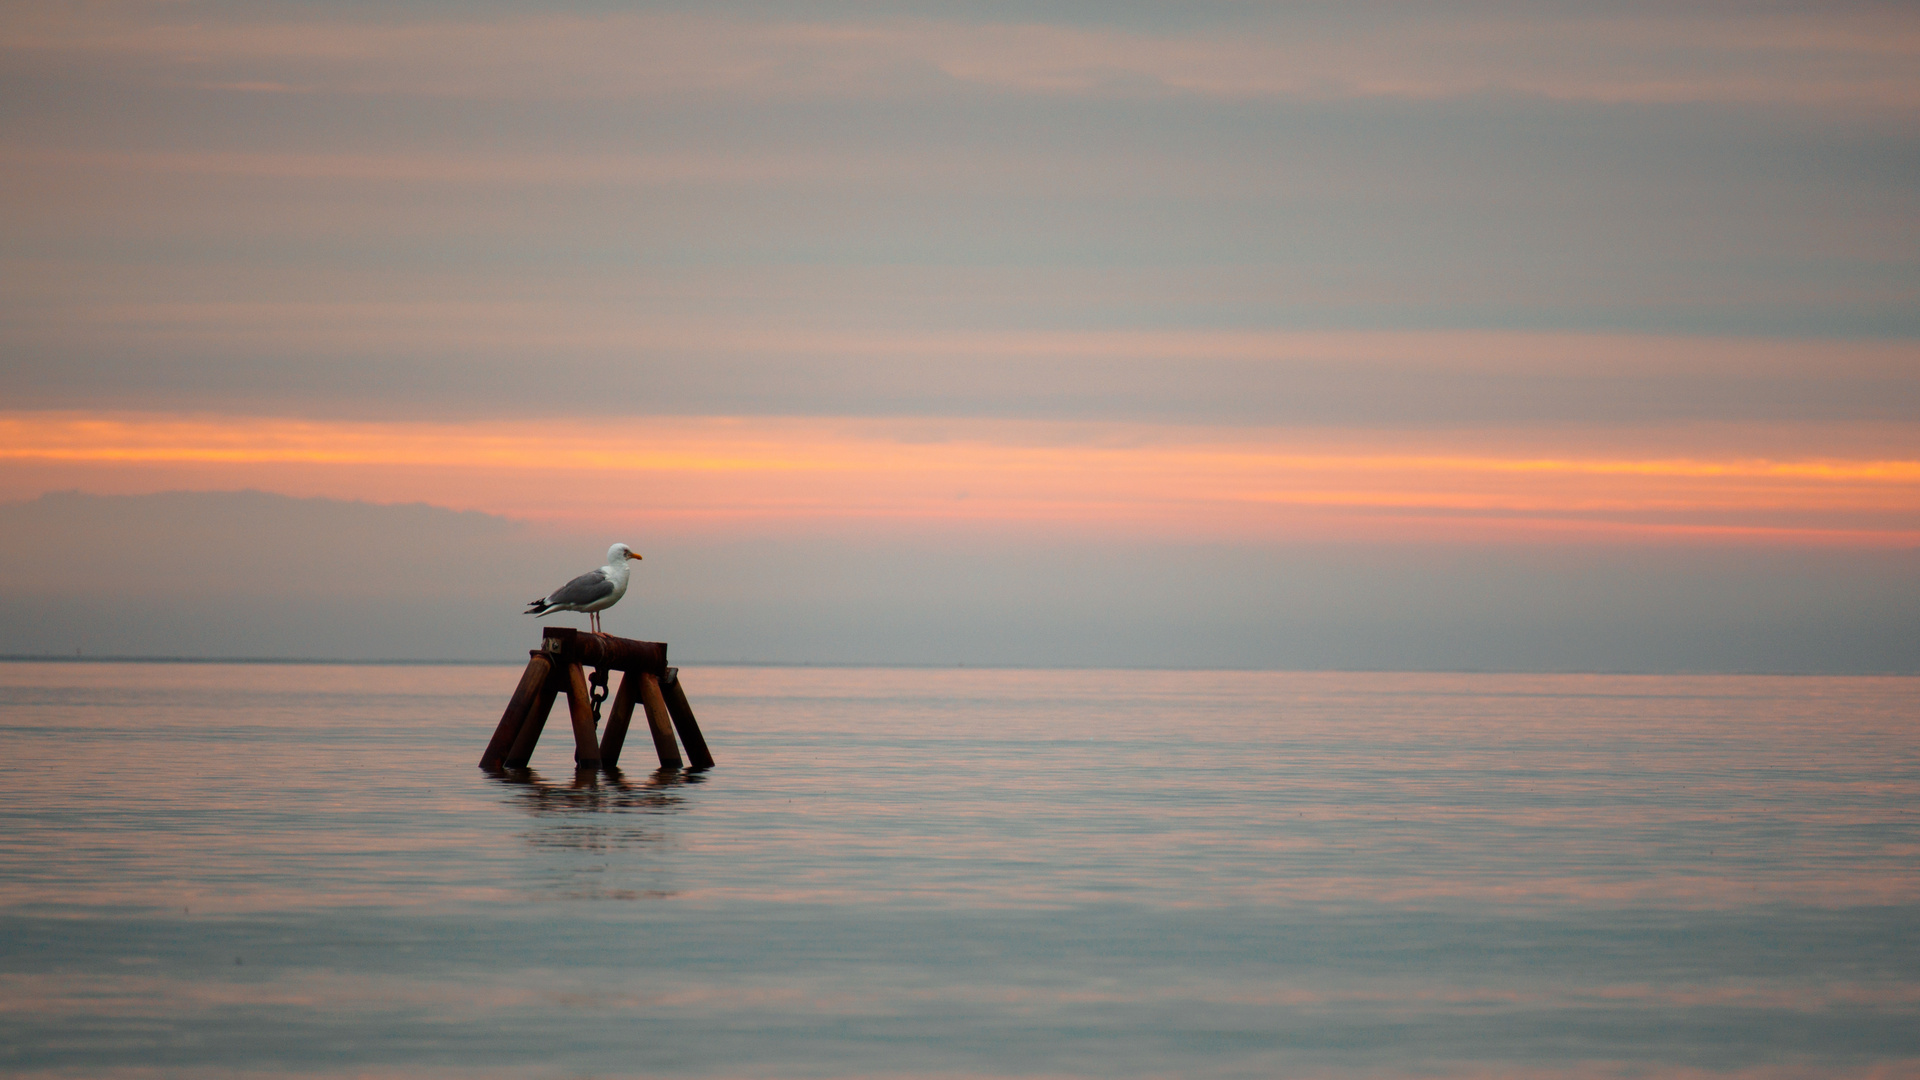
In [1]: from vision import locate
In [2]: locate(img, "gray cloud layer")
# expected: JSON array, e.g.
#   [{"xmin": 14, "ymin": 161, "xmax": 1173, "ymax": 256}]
[{"xmin": 2, "ymin": 1, "xmax": 1916, "ymax": 423}]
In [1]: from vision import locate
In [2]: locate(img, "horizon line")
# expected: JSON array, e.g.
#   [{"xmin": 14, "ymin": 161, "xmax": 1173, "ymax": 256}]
[{"xmin": 3, "ymin": 655, "xmax": 1914, "ymax": 677}]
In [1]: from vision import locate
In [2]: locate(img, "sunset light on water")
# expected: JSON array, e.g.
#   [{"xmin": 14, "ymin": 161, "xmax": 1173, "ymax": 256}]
[{"xmin": 6, "ymin": 664, "xmax": 1919, "ymax": 1078}]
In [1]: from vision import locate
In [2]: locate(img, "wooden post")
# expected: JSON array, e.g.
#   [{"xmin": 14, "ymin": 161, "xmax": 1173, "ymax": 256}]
[
  {"xmin": 480, "ymin": 654, "xmax": 551, "ymax": 769},
  {"xmin": 489, "ymin": 631, "xmax": 707, "ymax": 771},
  {"xmin": 598, "ymin": 671, "xmax": 640, "ymax": 768},
  {"xmin": 504, "ymin": 669, "xmax": 562, "ymax": 768},
  {"xmin": 563, "ymin": 662, "xmax": 600, "ymax": 767},
  {"xmin": 637, "ymin": 672, "xmax": 682, "ymax": 769},
  {"xmin": 662, "ymin": 667, "xmax": 714, "ymax": 769}
]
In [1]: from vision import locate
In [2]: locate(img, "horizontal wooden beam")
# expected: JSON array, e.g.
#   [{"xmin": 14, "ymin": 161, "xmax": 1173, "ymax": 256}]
[{"xmin": 540, "ymin": 626, "xmax": 667, "ymax": 676}]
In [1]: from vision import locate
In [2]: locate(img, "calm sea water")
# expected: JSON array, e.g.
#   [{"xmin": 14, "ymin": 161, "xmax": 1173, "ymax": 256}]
[{"xmin": 1, "ymin": 662, "xmax": 1915, "ymax": 1078}]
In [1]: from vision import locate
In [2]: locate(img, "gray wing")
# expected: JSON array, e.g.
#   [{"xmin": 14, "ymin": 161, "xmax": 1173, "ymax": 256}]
[{"xmin": 547, "ymin": 569, "xmax": 615, "ymax": 607}]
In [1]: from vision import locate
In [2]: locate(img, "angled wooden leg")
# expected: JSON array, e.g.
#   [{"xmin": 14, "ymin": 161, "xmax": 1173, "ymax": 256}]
[
  {"xmin": 599, "ymin": 671, "xmax": 640, "ymax": 768},
  {"xmin": 504, "ymin": 665, "xmax": 562, "ymax": 768},
  {"xmin": 481, "ymin": 655, "xmax": 552, "ymax": 769},
  {"xmin": 637, "ymin": 672, "xmax": 682, "ymax": 769},
  {"xmin": 661, "ymin": 667, "xmax": 714, "ymax": 769},
  {"xmin": 562, "ymin": 662, "xmax": 600, "ymax": 767}
]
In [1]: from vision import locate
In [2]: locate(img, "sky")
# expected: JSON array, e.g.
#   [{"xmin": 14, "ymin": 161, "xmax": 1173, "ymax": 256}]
[{"xmin": 1, "ymin": 0, "xmax": 1916, "ymax": 668}]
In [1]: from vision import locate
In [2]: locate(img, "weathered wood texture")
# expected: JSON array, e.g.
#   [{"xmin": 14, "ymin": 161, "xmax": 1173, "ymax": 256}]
[
  {"xmin": 563, "ymin": 662, "xmax": 600, "ymax": 767},
  {"xmin": 503, "ymin": 668, "xmax": 562, "ymax": 768},
  {"xmin": 488, "ymin": 630, "xmax": 708, "ymax": 771},
  {"xmin": 637, "ymin": 672, "xmax": 683, "ymax": 769},
  {"xmin": 662, "ymin": 667, "xmax": 714, "ymax": 769},
  {"xmin": 540, "ymin": 627, "xmax": 667, "ymax": 676},
  {"xmin": 480, "ymin": 654, "xmax": 552, "ymax": 769},
  {"xmin": 597, "ymin": 671, "xmax": 640, "ymax": 768}
]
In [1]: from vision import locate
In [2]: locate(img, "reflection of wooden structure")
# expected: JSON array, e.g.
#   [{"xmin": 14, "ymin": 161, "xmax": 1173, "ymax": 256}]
[{"xmin": 480, "ymin": 627, "xmax": 713, "ymax": 771}]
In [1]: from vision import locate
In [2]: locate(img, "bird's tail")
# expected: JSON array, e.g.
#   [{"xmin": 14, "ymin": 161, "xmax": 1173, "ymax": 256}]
[{"xmin": 524, "ymin": 599, "xmax": 551, "ymax": 616}]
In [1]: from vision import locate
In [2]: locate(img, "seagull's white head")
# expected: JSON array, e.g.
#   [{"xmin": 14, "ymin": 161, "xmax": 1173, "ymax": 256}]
[{"xmin": 607, "ymin": 543, "xmax": 641, "ymax": 565}]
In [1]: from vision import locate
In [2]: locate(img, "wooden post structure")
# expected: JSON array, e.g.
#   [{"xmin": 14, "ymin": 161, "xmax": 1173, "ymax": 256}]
[
  {"xmin": 502, "ymin": 672, "xmax": 560, "ymax": 770},
  {"xmin": 563, "ymin": 662, "xmax": 599, "ymax": 767},
  {"xmin": 481, "ymin": 627, "xmax": 713, "ymax": 772},
  {"xmin": 597, "ymin": 671, "xmax": 641, "ymax": 768},
  {"xmin": 661, "ymin": 667, "xmax": 715, "ymax": 770},
  {"xmin": 480, "ymin": 654, "xmax": 552, "ymax": 769},
  {"xmin": 637, "ymin": 672, "xmax": 682, "ymax": 770}
]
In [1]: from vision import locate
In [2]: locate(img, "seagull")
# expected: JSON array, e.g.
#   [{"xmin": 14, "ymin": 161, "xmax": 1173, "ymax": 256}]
[{"xmin": 524, "ymin": 543, "xmax": 641, "ymax": 634}]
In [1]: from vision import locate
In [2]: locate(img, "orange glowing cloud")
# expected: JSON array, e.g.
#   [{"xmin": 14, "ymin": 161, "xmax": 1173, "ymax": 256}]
[{"xmin": 3, "ymin": 411, "xmax": 1916, "ymax": 546}]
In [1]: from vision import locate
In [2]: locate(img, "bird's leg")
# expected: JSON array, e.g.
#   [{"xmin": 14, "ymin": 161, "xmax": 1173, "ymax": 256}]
[{"xmin": 590, "ymin": 612, "xmax": 601, "ymax": 634}]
